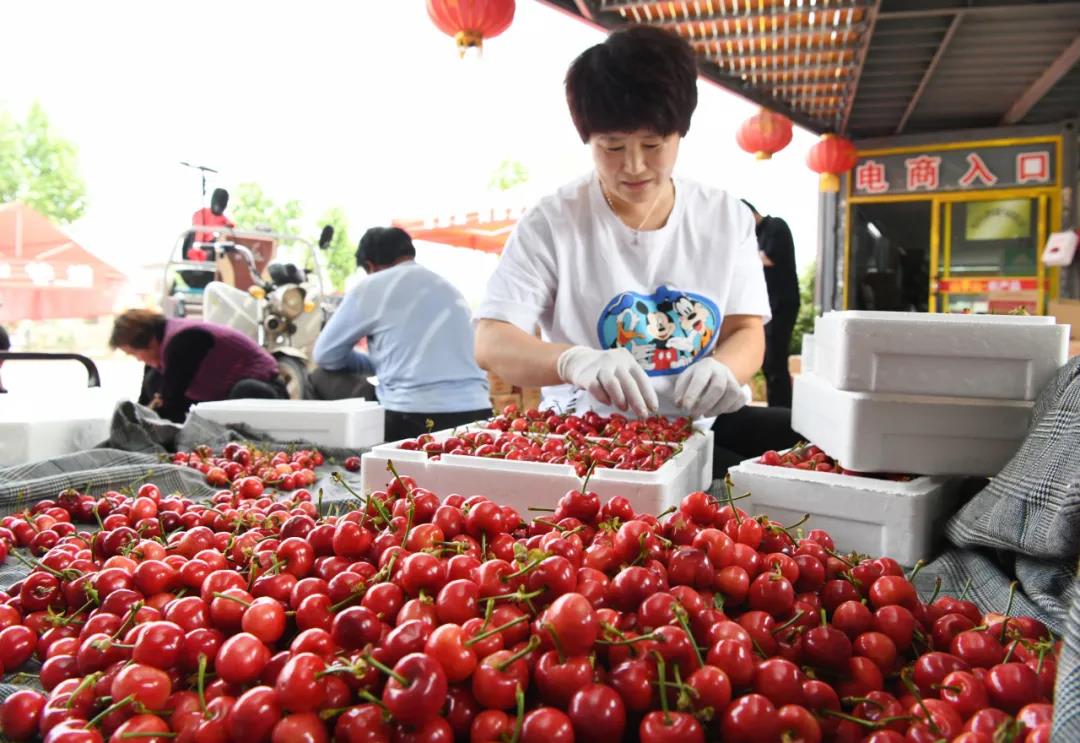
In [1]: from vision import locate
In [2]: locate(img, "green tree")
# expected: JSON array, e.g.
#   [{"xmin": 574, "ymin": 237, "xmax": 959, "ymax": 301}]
[
  {"xmin": 790, "ymin": 261, "xmax": 818, "ymax": 355},
  {"xmin": 317, "ymin": 206, "xmax": 354, "ymax": 293},
  {"xmin": 0, "ymin": 102, "xmax": 88, "ymax": 224},
  {"xmin": 229, "ymin": 182, "xmax": 303, "ymax": 236},
  {"xmin": 487, "ymin": 158, "xmax": 529, "ymax": 192}
]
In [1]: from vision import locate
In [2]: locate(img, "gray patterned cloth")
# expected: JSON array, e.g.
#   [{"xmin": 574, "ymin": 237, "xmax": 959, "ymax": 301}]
[{"xmin": 909, "ymin": 356, "xmax": 1080, "ymax": 737}]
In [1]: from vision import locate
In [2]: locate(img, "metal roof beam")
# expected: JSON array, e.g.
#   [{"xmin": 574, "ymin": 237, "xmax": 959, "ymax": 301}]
[
  {"xmin": 896, "ymin": 12, "xmax": 963, "ymax": 133},
  {"xmin": 608, "ymin": 6, "xmax": 867, "ymax": 29},
  {"xmin": 681, "ymin": 24, "xmax": 867, "ymax": 42},
  {"xmin": 1002, "ymin": 32, "xmax": 1080, "ymax": 123},
  {"xmin": 841, "ymin": 0, "xmax": 883, "ymax": 134},
  {"xmin": 597, "ymin": 0, "xmax": 870, "ymax": 14},
  {"xmin": 878, "ymin": 1, "xmax": 1080, "ymax": 20}
]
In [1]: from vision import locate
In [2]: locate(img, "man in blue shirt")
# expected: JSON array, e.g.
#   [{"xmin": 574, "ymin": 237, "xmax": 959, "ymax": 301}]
[{"xmin": 312, "ymin": 227, "xmax": 491, "ymax": 441}]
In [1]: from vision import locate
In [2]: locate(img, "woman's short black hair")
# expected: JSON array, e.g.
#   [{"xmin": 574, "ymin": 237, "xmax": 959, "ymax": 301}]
[
  {"xmin": 0, "ymin": 325, "xmax": 9, "ymax": 351},
  {"xmin": 565, "ymin": 25, "xmax": 699, "ymax": 144},
  {"xmin": 355, "ymin": 227, "xmax": 416, "ymax": 269}
]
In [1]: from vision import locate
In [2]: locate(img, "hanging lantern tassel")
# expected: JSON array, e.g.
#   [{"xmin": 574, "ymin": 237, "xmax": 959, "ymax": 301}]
[
  {"xmin": 806, "ymin": 133, "xmax": 858, "ymax": 193},
  {"xmin": 428, "ymin": 0, "xmax": 515, "ymax": 58},
  {"xmin": 736, "ymin": 108, "xmax": 794, "ymax": 161}
]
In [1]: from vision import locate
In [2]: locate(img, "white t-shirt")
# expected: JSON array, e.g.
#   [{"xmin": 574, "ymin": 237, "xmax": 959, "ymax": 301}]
[{"xmin": 475, "ymin": 173, "xmax": 771, "ymax": 417}]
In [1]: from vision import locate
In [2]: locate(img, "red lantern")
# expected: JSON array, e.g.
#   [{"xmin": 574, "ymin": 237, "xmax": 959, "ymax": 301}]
[
  {"xmin": 427, "ymin": 0, "xmax": 515, "ymax": 57},
  {"xmin": 806, "ymin": 133, "xmax": 858, "ymax": 192},
  {"xmin": 735, "ymin": 108, "xmax": 793, "ymax": 160}
]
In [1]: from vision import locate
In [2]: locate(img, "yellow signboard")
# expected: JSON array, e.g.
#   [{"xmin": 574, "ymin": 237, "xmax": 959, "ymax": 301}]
[{"xmin": 965, "ymin": 199, "xmax": 1031, "ymax": 241}]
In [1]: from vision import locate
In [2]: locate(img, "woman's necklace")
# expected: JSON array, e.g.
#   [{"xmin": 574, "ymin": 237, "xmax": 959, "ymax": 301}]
[{"xmin": 601, "ymin": 180, "xmax": 673, "ymax": 246}]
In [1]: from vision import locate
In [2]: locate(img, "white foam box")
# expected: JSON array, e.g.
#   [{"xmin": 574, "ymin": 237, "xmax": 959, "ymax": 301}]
[
  {"xmin": 729, "ymin": 453, "xmax": 964, "ymax": 566},
  {"xmin": 812, "ymin": 310, "xmax": 1068, "ymax": 400},
  {"xmin": 360, "ymin": 425, "xmax": 714, "ymax": 517},
  {"xmin": 0, "ymin": 389, "xmax": 117, "ymax": 467},
  {"xmin": 190, "ymin": 398, "xmax": 384, "ymax": 450},
  {"xmin": 792, "ymin": 372, "xmax": 1032, "ymax": 477}
]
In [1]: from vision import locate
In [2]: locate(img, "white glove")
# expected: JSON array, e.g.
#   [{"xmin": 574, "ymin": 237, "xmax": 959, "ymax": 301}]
[
  {"xmin": 674, "ymin": 358, "xmax": 745, "ymax": 418},
  {"xmin": 557, "ymin": 346, "xmax": 659, "ymax": 419}
]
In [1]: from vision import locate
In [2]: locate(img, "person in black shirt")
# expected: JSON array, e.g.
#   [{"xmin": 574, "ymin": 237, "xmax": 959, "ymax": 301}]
[
  {"xmin": 741, "ymin": 200, "xmax": 800, "ymax": 408},
  {"xmin": 0, "ymin": 325, "xmax": 9, "ymax": 394}
]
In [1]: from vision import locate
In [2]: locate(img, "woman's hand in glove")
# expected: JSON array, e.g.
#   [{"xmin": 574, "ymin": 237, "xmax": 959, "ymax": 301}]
[
  {"xmin": 673, "ymin": 358, "xmax": 745, "ymax": 418},
  {"xmin": 557, "ymin": 346, "xmax": 659, "ymax": 419}
]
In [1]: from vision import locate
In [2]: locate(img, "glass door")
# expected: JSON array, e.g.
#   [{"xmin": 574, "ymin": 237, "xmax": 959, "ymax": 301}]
[{"xmin": 931, "ymin": 195, "xmax": 1047, "ymax": 314}]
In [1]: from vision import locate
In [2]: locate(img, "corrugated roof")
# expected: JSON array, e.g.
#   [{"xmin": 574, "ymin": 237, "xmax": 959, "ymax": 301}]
[{"xmin": 542, "ymin": 0, "xmax": 1080, "ymax": 136}]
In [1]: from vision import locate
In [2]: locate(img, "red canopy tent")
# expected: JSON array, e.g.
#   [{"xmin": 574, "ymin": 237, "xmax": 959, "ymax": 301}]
[
  {"xmin": 392, "ymin": 207, "xmax": 525, "ymax": 254},
  {"xmin": 0, "ymin": 203, "xmax": 126, "ymax": 323}
]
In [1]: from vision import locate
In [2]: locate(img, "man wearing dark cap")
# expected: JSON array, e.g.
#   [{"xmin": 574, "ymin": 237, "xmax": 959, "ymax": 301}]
[
  {"xmin": 742, "ymin": 200, "xmax": 800, "ymax": 408},
  {"xmin": 311, "ymin": 227, "xmax": 491, "ymax": 441}
]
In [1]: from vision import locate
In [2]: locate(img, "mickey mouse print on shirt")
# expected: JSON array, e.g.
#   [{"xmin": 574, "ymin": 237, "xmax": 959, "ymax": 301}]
[{"xmin": 597, "ymin": 286, "xmax": 721, "ymax": 376}]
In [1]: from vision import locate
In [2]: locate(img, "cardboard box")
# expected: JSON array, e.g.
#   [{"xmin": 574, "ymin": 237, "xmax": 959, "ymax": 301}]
[
  {"xmin": 1070, "ymin": 339, "xmax": 1080, "ymax": 358},
  {"xmin": 1048, "ymin": 299, "xmax": 1080, "ymax": 339}
]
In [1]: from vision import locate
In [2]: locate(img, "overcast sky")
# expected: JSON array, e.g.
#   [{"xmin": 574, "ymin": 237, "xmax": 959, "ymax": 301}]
[{"xmin": 1, "ymin": 0, "xmax": 822, "ymax": 299}]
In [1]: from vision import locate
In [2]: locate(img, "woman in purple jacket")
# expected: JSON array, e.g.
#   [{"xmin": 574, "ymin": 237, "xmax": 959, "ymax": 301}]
[{"xmin": 110, "ymin": 309, "xmax": 287, "ymax": 422}]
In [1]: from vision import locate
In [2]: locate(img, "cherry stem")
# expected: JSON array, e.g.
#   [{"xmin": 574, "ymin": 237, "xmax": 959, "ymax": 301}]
[
  {"xmin": 211, "ymin": 592, "xmax": 252, "ymax": 608},
  {"xmin": 842, "ymin": 696, "xmax": 884, "ymax": 709},
  {"xmin": 825, "ymin": 548, "xmax": 855, "ymax": 568},
  {"xmin": 749, "ymin": 635, "xmax": 769, "ymax": 659},
  {"xmin": 483, "ymin": 588, "xmax": 545, "ymax": 603},
  {"xmin": 503, "ymin": 558, "xmax": 545, "ymax": 581},
  {"xmin": 906, "ymin": 560, "xmax": 926, "ymax": 582},
  {"xmin": 196, "ymin": 656, "xmax": 208, "ymax": 712},
  {"xmin": 64, "ymin": 671, "xmax": 102, "ymax": 709},
  {"xmin": 87, "ymin": 694, "xmax": 136, "ymax": 728},
  {"xmin": 495, "ymin": 636, "xmax": 540, "ymax": 671},
  {"xmin": 1002, "ymin": 641, "xmax": 1018, "ymax": 665},
  {"xmin": 723, "ymin": 474, "xmax": 742, "ymax": 525},
  {"xmin": 510, "ymin": 686, "xmax": 525, "ymax": 743},
  {"xmin": 900, "ymin": 668, "xmax": 941, "ymax": 736},
  {"xmin": 384, "ymin": 459, "xmax": 414, "ymax": 498},
  {"xmin": 329, "ymin": 585, "xmax": 368, "ymax": 613},
  {"xmin": 466, "ymin": 615, "xmax": 530, "ymax": 646},
  {"xmin": 926, "ymin": 576, "xmax": 942, "ymax": 606},
  {"xmin": 958, "ymin": 577, "xmax": 973, "ymax": 602},
  {"xmin": 527, "ymin": 507, "xmax": 556, "ymax": 513},
  {"xmin": 544, "ymin": 622, "xmax": 568, "ymax": 663},
  {"xmin": 672, "ymin": 608, "xmax": 705, "ymax": 669},
  {"xmin": 1000, "ymin": 581, "xmax": 1019, "ymax": 643},
  {"xmin": 772, "ymin": 610, "xmax": 806, "ymax": 635},
  {"xmin": 596, "ymin": 632, "xmax": 659, "ymax": 647},
  {"xmin": 356, "ymin": 689, "xmax": 392, "ymax": 715},
  {"xmin": 653, "ymin": 652, "xmax": 672, "ymax": 725},
  {"xmin": 784, "ymin": 513, "xmax": 811, "ymax": 530},
  {"xmin": 121, "ymin": 734, "xmax": 178, "ymax": 739},
  {"xmin": 579, "ymin": 462, "xmax": 597, "ymax": 493},
  {"xmin": 363, "ymin": 654, "xmax": 408, "ymax": 686}
]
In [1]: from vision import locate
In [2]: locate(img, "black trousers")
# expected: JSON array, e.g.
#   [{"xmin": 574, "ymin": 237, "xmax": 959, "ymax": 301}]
[
  {"xmin": 764, "ymin": 305, "xmax": 799, "ymax": 408},
  {"xmin": 711, "ymin": 405, "xmax": 801, "ymax": 479},
  {"xmin": 385, "ymin": 408, "xmax": 494, "ymax": 443},
  {"xmin": 309, "ymin": 368, "xmax": 376, "ymax": 401},
  {"xmin": 228, "ymin": 376, "xmax": 289, "ymax": 400}
]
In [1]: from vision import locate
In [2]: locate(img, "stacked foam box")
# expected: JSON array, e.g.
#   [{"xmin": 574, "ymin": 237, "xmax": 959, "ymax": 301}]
[
  {"xmin": 729, "ymin": 452, "xmax": 964, "ymax": 565},
  {"xmin": 360, "ymin": 423, "xmax": 714, "ymax": 517},
  {"xmin": 190, "ymin": 398, "xmax": 385, "ymax": 450},
  {"xmin": 1, "ymin": 389, "xmax": 120, "ymax": 467},
  {"xmin": 794, "ymin": 311, "xmax": 1068, "ymax": 476}
]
